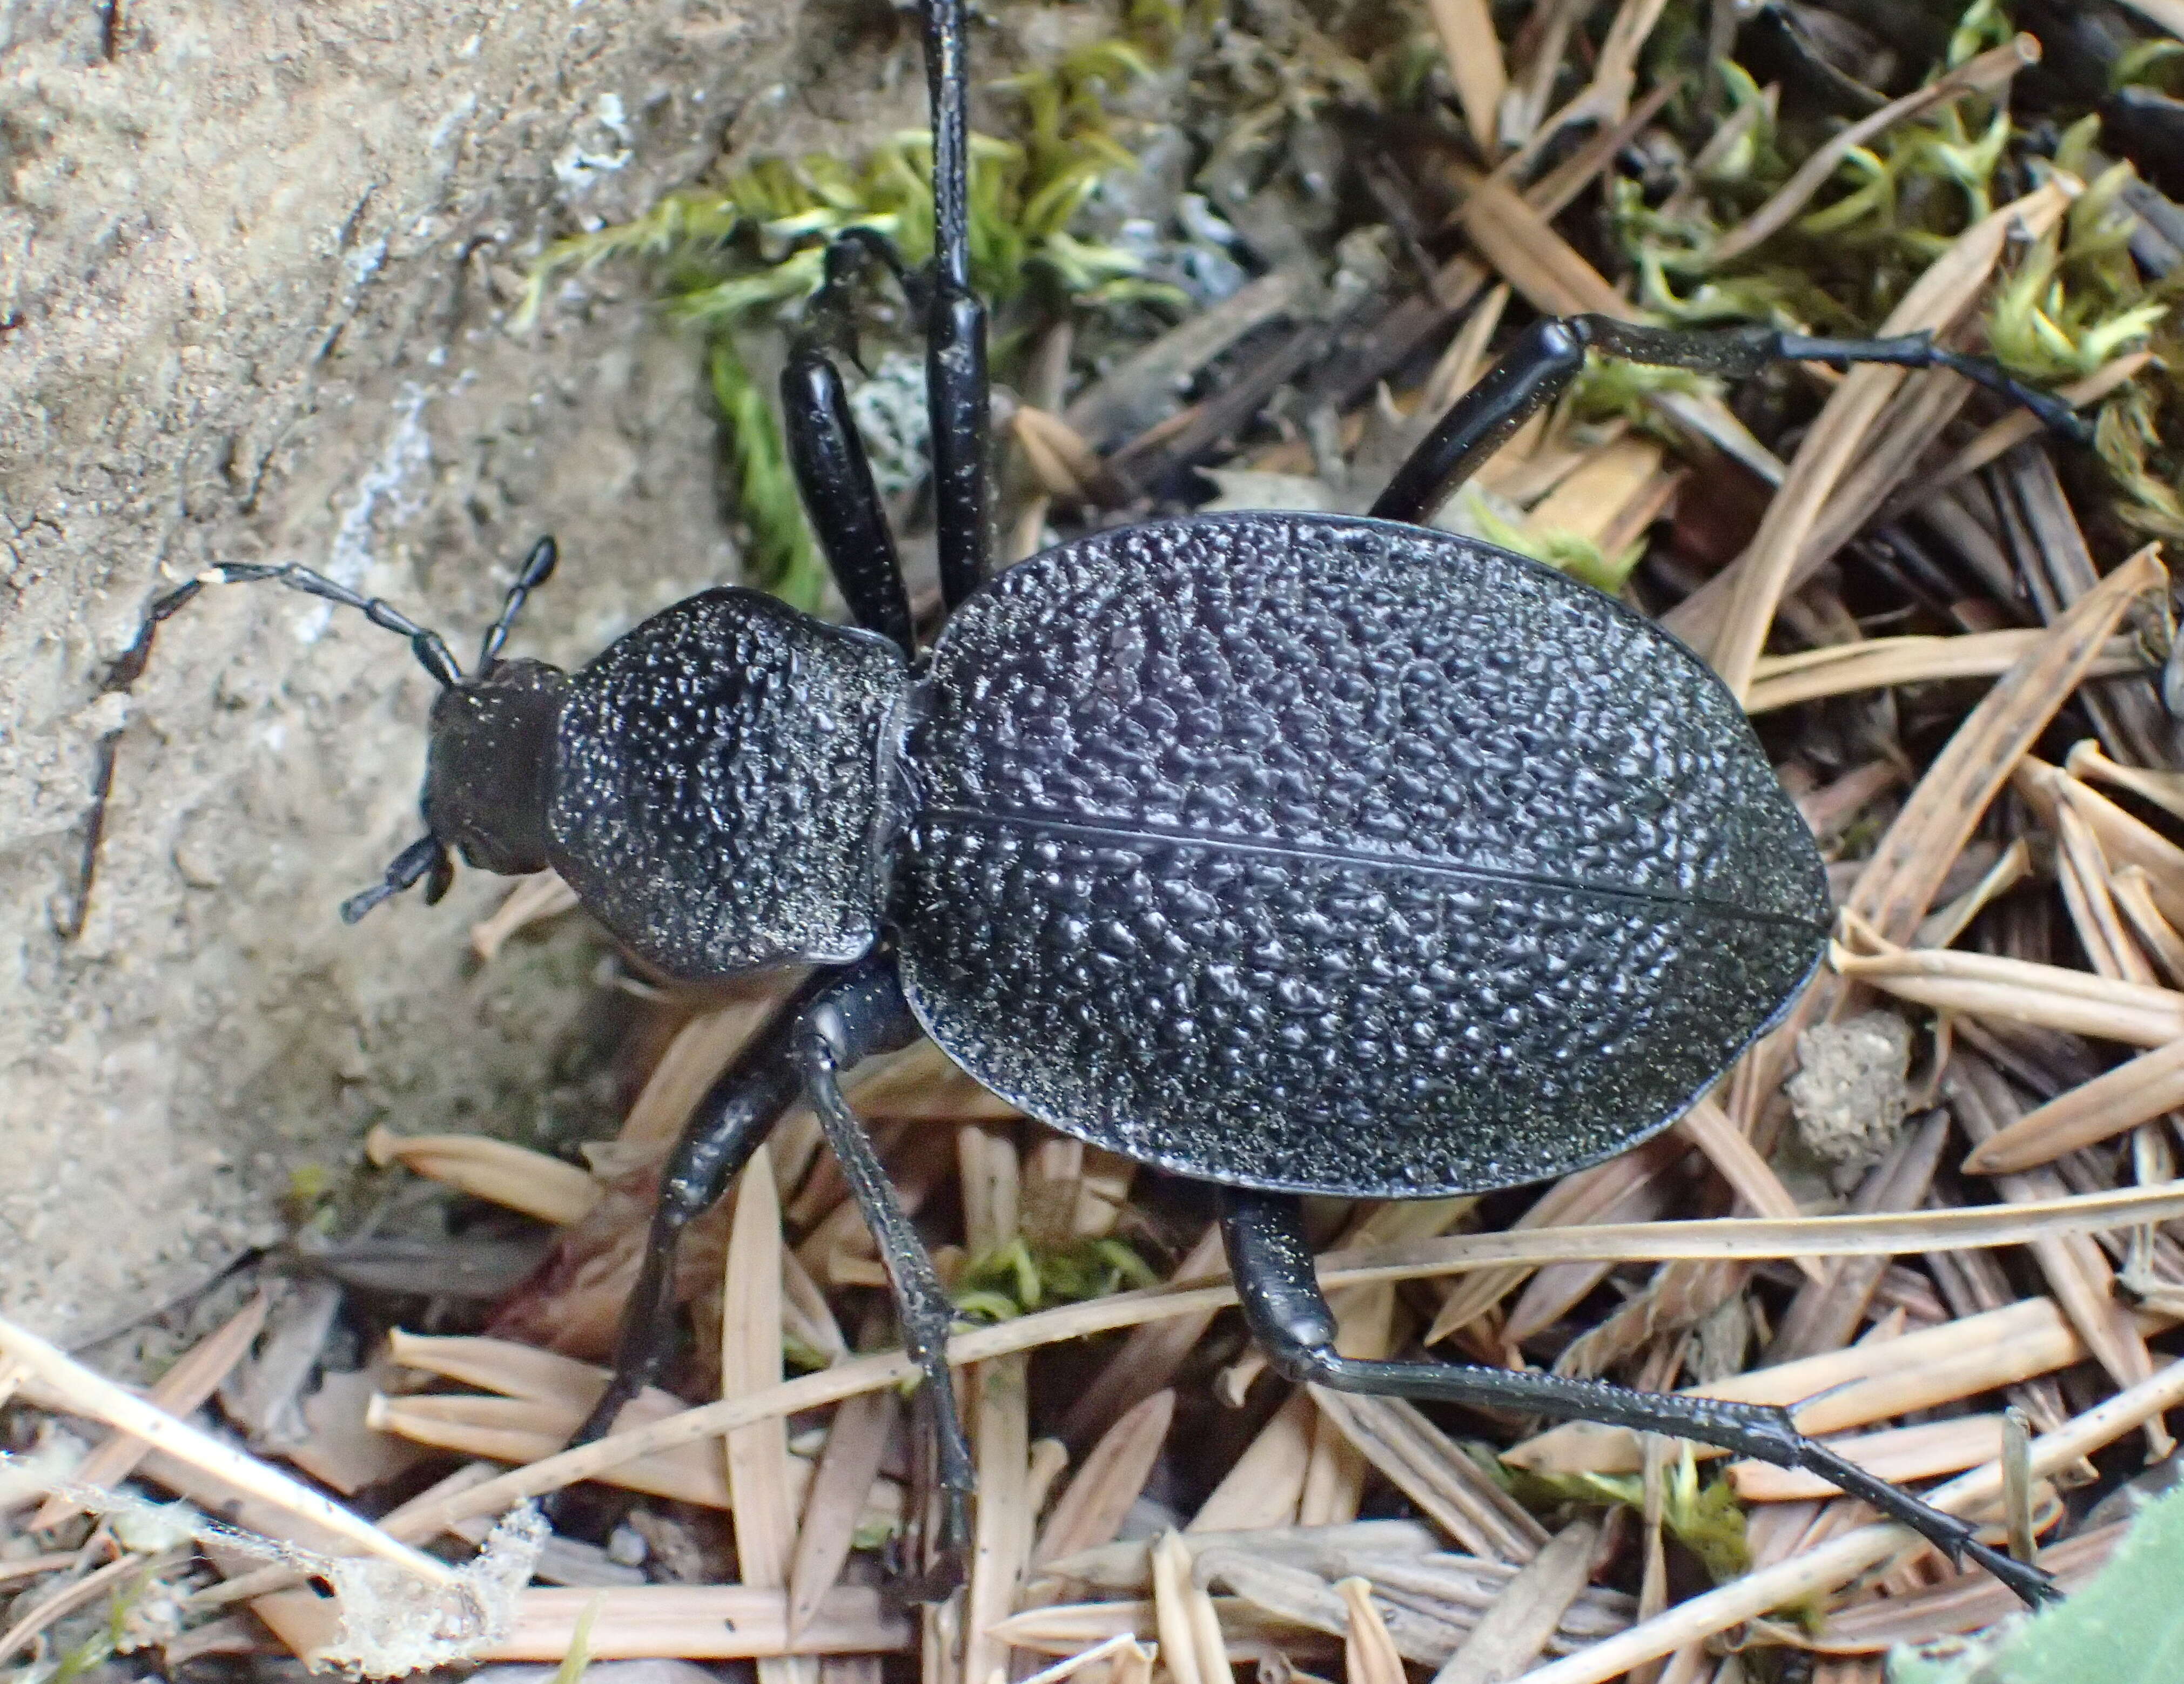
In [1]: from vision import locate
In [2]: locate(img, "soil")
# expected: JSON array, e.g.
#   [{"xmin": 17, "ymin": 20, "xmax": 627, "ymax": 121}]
[{"xmin": 0, "ymin": 0, "xmax": 925, "ymax": 1343}]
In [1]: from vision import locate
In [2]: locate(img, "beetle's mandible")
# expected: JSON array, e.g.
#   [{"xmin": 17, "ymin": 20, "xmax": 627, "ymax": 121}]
[{"xmin": 113, "ymin": 0, "xmax": 2105, "ymax": 1611}]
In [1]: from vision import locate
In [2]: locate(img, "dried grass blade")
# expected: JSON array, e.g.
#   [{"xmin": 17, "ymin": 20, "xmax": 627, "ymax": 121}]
[
  {"xmin": 1431, "ymin": 1519, "xmax": 1597, "ymax": 1684},
  {"xmin": 1525, "ymin": 437, "xmax": 1667, "ymax": 545},
  {"xmin": 1832, "ymin": 926, "xmax": 2184, "ymax": 1045},
  {"xmin": 1034, "ymin": 1389, "xmax": 1174, "ymax": 1567},
  {"xmin": 1424, "ymin": 0, "xmax": 1506, "ymax": 154},
  {"xmin": 1503, "ymin": 1357, "xmax": 2184, "ymax": 1684},
  {"xmin": 478, "ymin": 1585, "xmax": 911, "ymax": 1660},
  {"xmin": 721, "ymin": 1143, "xmax": 815, "ymax": 1684},
  {"xmin": 1456, "ymin": 173, "xmax": 1632, "ymax": 319},
  {"xmin": 31, "ymin": 1290, "xmax": 267, "ymax": 1531},
  {"xmin": 788, "ymin": 1391, "xmax": 898, "ymax": 1641},
  {"xmin": 1338, "ymin": 1575, "xmax": 1406, "ymax": 1684},
  {"xmin": 1709, "ymin": 38, "xmax": 2039, "ymax": 264},
  {"xmin": 1745, "ymin": 632, "xmax": 2143, "ymax": 715},
  {"xmin": 2017, "ymin": 755, "xmax": 2184, "ymax": 928},
  {"xmin": 2054, "ymin": 794, "xmax": 2145, "ymax": 981},
  {"xmin": 1507, "ymin": 1294, "xmax": 2095, "ymax": 1477},
  {"xmin": 965, "ymin": 1355, "xmax": 1032, "ymax": 1684},
  {"xmin": 385, "ymin": 1329, "xmax": 613, "ymax": 1411},
  {"xmin": 1307, "ymin": 1389, "xmax": 1547, "ymax": 1562},
  {"xmin": 1153, "ymin": 1530, "xmax": 1228, "ymax": 1684},
  {"xmin": 367, "ymin": 1124, "xmax": 600, "ymax": 1227},
  {"xmin": 1041, "ymin": 1521, "xmax": 1439, "ymax": 1593},
  {"xmin": 1964, "ymin": 1035, "xmax": 2184, "ymax": 1172},
  {"xmin": 2069, "ymin": 737, "xmax": 2184, "ymax": 826},
  {"xmin": 0, "ymin": 1311, "xmax": 451, "ymax": 1582},
  {"xmin": 988, "ymin": 1594, "xmax": 1332, "ymax": 1661},
  {"xmin": 2113, "ymin": 865, "xmax": 2184, "ymax": 986}
]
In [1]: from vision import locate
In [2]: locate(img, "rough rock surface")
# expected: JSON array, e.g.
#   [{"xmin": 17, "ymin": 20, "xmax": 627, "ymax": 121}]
[{"xmin": 0, "ymin": 0, "xmax": 919, "ymax": 1339}]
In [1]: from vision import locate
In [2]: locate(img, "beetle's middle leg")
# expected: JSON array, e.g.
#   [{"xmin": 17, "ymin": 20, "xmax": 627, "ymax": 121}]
[
  {"xmin": 794, "ymin": 956, "xmax": 977, "ymax": 1597},
  {"xmin": 1216, "ymin": 1184, "xmax": 2061, "ymax": 1610},
  {"xmin": 1370, "ymin": 313, "xmax": 2095, "ymax": 529}
]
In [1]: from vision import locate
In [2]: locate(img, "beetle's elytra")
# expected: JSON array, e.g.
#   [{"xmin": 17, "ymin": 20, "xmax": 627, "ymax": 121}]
[{"xmin": 112, "ymin": 0, "xmax": 2094, "ymax": 1611}]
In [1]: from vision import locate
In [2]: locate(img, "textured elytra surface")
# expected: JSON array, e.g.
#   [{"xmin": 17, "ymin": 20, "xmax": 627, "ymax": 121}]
[
  {"xmin": 552, "ymin": 589, "xmax": 909, "ymax": 980},
  {"xmin": 895, "ymin": 514, "xmax": 1830, "ymax": 1196}
]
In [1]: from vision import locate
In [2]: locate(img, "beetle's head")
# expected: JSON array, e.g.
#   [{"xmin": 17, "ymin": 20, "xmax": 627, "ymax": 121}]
[
  {"xmin": 420, "ymin": 657, "xmax": 569, "ymax": 879},
  {"xmin": 328, "ymin": 537, "xmax": 567, "ymax": 923}
]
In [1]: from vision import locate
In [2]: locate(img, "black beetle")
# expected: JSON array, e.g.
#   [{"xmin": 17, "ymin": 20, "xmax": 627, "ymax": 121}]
[{"xmin": 116, "ymin": 0, "xmax": 2093, "ymax": 1608}]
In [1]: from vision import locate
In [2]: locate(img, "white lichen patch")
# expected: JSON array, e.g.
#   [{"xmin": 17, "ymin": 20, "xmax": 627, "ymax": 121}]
[
  {"xmin": 317, "ymin": 1504, "xmax": 547, "ymax": 1677},
  {"xmin": 849, "ymin": 349, "xmax": 934, "ymax": 498}
]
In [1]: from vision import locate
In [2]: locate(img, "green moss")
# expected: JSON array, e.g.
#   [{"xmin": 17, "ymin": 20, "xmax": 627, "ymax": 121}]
[
  {"xmin": 521, "ymin": 4, "xmax": 1179, "ymax": 598},
  {"xmin": 951, "ymin": 1235, "xmax": 1161, "ymax": 1322}
]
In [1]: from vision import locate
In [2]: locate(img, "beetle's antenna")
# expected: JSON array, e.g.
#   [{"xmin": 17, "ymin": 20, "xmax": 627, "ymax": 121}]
[
  {"xmin": 110, "ymin": 563, "xmax": 464, "ymax": 692},
  {"xmin": 340, "ymin": 833, "xmax": 455, "ymax": 924},
  {"xmin": 476, "ymin": 536, "xmax": 560, "ymax": 673}
]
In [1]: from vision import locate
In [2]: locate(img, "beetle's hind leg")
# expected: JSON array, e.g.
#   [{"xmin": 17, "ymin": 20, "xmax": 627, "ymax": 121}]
[
  {"xmin": 1369, "ymin": 314, "xmax": 2096, "ymax": 529},
  {"xmin": 1217, "ymin": 1185, "xmax": 2061, "ymax": 1610}
]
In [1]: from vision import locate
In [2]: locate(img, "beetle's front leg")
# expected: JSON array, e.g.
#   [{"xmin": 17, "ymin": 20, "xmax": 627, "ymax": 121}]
[
  {"xmin": 783, "ymin": 237, "xmax": 918, "ymax": 657},
  {"xmin": 568, "ymin": 968, "xmax": 841, "ymax": 1452}
]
